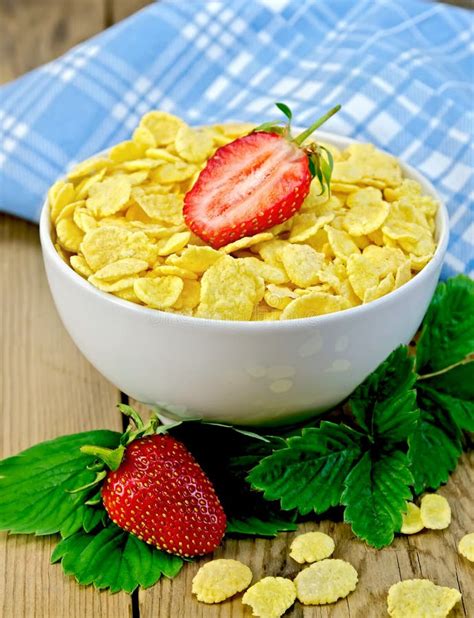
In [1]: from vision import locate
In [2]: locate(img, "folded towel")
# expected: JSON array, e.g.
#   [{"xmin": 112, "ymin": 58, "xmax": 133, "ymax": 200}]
[{"xmin": 0, "ymin": 0, "xmax": 472, "ymax": 277}]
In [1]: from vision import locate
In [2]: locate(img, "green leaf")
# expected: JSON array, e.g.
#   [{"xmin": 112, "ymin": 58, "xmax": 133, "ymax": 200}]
[
  {"xmin": 350, "ymin": 346, "xmax": 418, "ymax": 442},
  {"xmin": 408, "ymin": 386, "xmax": 463, "ymax": 494},
  {"xmin": 342, "ymin": 451, "xmax": 413, "ymax": 548},
  {"xmin": 247, "ymin": 422, "xmax": 363, "ymax": 516},
  {"xmin": 420, "ymin": 382, "xmax": 474, "ymax": 432},
  {"xmin": 416, "ymin": 275, "xmax": 474, "ymax": 374},
  {"xmin": 51, "ymin": 522, "xmax": 183, "ymax": 593},
  {"xmin": 0, "ymin": 430, "xmax": 121, "ymax": 537},
  {"xmin": 227, "ymin": 515, "xmax": 297, "ymax": 537},
  {"xmin": 275, "ymin": 102, "xmax": 292, "ymax": 121}
]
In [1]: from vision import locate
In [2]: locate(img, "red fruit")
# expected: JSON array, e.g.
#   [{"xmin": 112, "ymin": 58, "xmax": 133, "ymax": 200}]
[
  {"xmin": 183, "ymin": 131, "xmax": 311, "ymax": 249},
  {"xmin": 101, "ymin": 434, "xmax": 226, "ymax": 557}
]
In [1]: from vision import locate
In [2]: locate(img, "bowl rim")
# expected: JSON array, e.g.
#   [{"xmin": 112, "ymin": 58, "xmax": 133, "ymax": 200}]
[{"xmin": 40, "ymin": 129, "xmax": 449, "ymax": 331}]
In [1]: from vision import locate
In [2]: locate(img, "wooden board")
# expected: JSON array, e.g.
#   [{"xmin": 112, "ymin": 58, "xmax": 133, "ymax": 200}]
[{"xmin": 0, "ymin": 1, "xmax": 473, "ymax": 617}]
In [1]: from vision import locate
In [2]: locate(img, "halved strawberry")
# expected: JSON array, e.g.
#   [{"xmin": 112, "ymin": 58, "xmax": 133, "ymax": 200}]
[{"xmin": 184, "ymin": 103, "xmax": 340, "ymax": 249}]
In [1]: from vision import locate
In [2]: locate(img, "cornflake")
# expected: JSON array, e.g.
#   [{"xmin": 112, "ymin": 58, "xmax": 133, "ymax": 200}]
[
  {"xmin": 387, "ymin": 579, "xmax": 461, "ymax": 617},
  {"xmin": 192, "ymin": 559, "xmax": 252, "ymax": 603},
  {"xmin": 295, "ymin": 558, "xmax": 358, "ymax": 605},
  {"xmin": 458, "ymin": 533, "xmax": 474, "ymax": 562},
  {"xmin": 400, "ymin": 502, "xmax": 424, "ymax": 535},
  {"xmin": 290, "ymin": 531, "xmax": 335, "ymax": 564},
  {"xmin": 50, "ymin": 110, "xmax": 438, "ymax": 319},
  {"xmin": 420, "ymin": 494, "xmax": 451, "ymax": 530},
  {"xmin": 242, "ymin": 576, "xmax": 296, "ymax": 618}
]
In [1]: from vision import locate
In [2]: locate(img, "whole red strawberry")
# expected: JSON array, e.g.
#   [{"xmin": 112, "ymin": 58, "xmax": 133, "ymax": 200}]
[
  {"xmin": 184, "ymin": 103, "xmax": 340, "ymax": 249},
  {"xmin": 101, "ymin": 434, "xmax": 226, "ymax": 557}
]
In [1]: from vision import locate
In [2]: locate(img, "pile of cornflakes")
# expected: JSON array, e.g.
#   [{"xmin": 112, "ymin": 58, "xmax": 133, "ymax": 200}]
[{"xmin": 50, "ymin": 110, "xmax": 438, "ymax": 321}]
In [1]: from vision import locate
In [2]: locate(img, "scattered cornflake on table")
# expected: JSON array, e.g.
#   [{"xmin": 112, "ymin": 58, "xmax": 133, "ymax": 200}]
[
  {"xmin": 387, "ymin": 579, "xmax": 461, "ymax": 618},
  {"xmin": 192, "ymin": 559, "xmax": 252, "ymax": 603},
  {"xmin": 420, "ymin": 494, "xmax": 451, "ymax": 530},
  {"xmin": 400, "ymin": 502, "xmax": 424, "ymax": 535},
  {"xmin": 242, "ymin": 576, "xmax": 296, "ymax": 618},
  {"xmin": 458, "ymin": 532, "xmax": 474, "ymax": 562},
  {"xmin": 289, "ymin": 531, "xmax": 335, "ymax": 563},
  {"xmin": 294, "ymin": 558, "xmax": 358, "ymax": 605}
]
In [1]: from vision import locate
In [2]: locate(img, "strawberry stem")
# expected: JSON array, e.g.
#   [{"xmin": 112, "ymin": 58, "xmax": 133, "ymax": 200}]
[
  {"xmin": 293, "ymin": 104, "xmax": 341, "ymax": 146},
  {"xmin": 80, "ymin": 445, "xmax": 125, "ymax": 471}
]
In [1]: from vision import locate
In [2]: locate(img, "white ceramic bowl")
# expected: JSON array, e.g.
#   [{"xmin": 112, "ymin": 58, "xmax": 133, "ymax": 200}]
[{"xmin": 40, "ymin": 131, "xmax": 449, "ymax": 426}]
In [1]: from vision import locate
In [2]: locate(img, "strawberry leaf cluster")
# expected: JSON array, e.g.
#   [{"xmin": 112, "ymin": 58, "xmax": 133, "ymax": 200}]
[{"xmin": 247, "ymin": 275, "xmax": 473, "ymax": 548}]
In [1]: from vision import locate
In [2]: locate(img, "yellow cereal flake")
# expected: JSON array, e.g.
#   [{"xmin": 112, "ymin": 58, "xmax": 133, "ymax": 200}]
[
  {"xmin": 363, "ymin": 272, "xmax": 395, "ymax": 303},
  {"xmin": 79, "ymin": 227, "xmax": 129, "ymax": 271},
  {"xmin": 281, "ymin": 244, "xmax": 325, "ymax": 287},
  {"xmin": 192, "ymin": 559, "xmax": 252, "ymax": 604},
  {"xmin": 175, "ymin": 125, "xmax": 214, "ymax": 163},
  {"xmin": 363, "ymin": 245, "xmax": 406, "ymax": 278},
  {"xmin": 70, "ymin": 255, "xmax": 93, "ymax": 278},
  {"xmin": 346, "ymin": 253, "xmax": 380, "ymax": 301},
  {"xmin": 337, "ymin": 143, "xmax": 402, "ymax": 187},
  {"xmin": 134, "ymin": 276, "xmax": 183, "ymax": 309},
  {"xmin": 73, "ymin": 206, "xmax": 97, "ymax": 233},
  {"xmin": 166, "ymin": 245, "xmax": 221, "ymax": 273},
  {"xmin": 326, "ymin": 226, "xmax": 360, "ymax": 262},
  {"xmin": 151, "ymin": 265, "xmax": 197, "ymax": 280},
  {"xmin": 89, "ymin": 275, "xmax": 139, "ymax": 293},
  {"xmin": 140, "ymin": 111, "xmax": 185, "ymax": 146},
  {"xmin": 458, "ymin": 533, "xmax": 474, "ymax": 562},
  {"xmin": 153, "ymin": 161, "xmax": 197, "ymax": 183},
  {"xmin": 420, "ymin": 494, "xmax": 451, "ymax": 530},
  {"xmin": 282, "ymin": 292, "xmax": 350, "ymax": 320},
  {"xmin": 387, "ymin": 579, "xmax": 461, "ymax": 618},
  {"xmin": 56, "ymin": 218, "xmax": 84, "ymax": 253},
  {"xmin": 400, "ymin": 502, "xmax": 424, "ymax": 535},
  {"xmin": 264, "ymin": 285, "xmax": 298, "ymax": 310},
  {"xmin": 242, "ymin": 577, "xmax": 296, "ymax": 618},
  {"xmin": 344, "ymin": 187, "xmax": 390, "ymax": 236},
  {"xmin": 132, "ymin": 125, "xmax": 156, "ymax": 149},
  {"xmin": 54, "ymin": 243, "xmax": 70, "ymax": 264},
  {"xmin": 289, "ymin": 212, "xmax": 335, "ymax": 243},
  {"xmin": 93, "ymin": 258, "xmax": 149, "ymax": 281},
  {"xmin": 290, "ymin": 531, "xmax": 335, "ymax": 564},
  {"xmin": 49, "ymin": 181, "xmax": 76, "ymax": 222},
  {"xmin": 86, "ymin": 177, "xmax": 131, "ymax": 217},
  {"xmin": 67, "ymin": 157, "xmax": 110, "ymax": 180},
  {"xmin": 252, "ymin": 239, "xmax": 287, "ymax": 265},
  {"xmin": 134, "ymin": 192, "xmax": 184, "ymax": 225},
  {"xmin": 395, "ymin": 261, "xmax": 412, "ymax": 289},
  {"xmin": 295, "ymin": 559, "xmax": 358, "ymax": 605},
  {"xmin": 196, "ymin": 255, "xmax": 259, "ymax": 320},
  {"xmin": 74, "ymin": 168, "xmax": 107, "ymax": 200},
  {"xmin": 114, "ymin": 286, "xmax": 142, "ymax": 304},
  {"xmin": 237, "ymin": 257, "xmax": 288, "ymax": 284},
  {"xmin": 173, "ymin": 279, "xmax": 201, "ymax": 310},
  {"xmin": 157, "ymin": 231, "xmax": 191, "ymax": 256},
  {"xmin": 109, "ymin": 140, "xmax": 146, "ymax": 163},
  {"xmin": 221, "ymin": 232, "xmax": 274, "ymax": 254}
]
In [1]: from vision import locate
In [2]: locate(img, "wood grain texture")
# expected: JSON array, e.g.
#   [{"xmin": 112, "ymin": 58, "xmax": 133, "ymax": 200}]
[
  {"xmin": 111, "ymin": 0, "xmax": 152, "ymax": 22},
  {"xmin": 0, "ymin": 215, "xmax": 131, "ymax": 617},
  {"xmin": 1, "ymin": 0, "xmax": 473, "ymax": 616},
  {"xmin": 0, "ymin": 0, "xmax": 106, "ymax": 83}
]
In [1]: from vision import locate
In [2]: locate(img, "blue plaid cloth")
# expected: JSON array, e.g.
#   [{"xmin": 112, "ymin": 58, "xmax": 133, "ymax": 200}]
[{"xmin": 0, "ymin": 0, "xmax": 472, "ymax": 278}]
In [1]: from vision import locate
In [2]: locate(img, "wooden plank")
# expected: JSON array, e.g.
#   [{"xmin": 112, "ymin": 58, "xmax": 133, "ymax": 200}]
[
  {"xmin": 0, "ymin": 0, "xmax": 106, "ymax": 83},
  {"xmin": 111, "ymin": 0, "xmax": 152, "ymax": 22},
  {"xmin": 0, "ymin": 215, "xmax": 131, "ymax": 617}
]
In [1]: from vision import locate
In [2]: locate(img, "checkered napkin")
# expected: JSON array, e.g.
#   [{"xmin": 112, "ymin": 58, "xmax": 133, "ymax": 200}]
[{"xmin": 0, "ymin": 0, "xmax": 472, "ymax": 277}]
